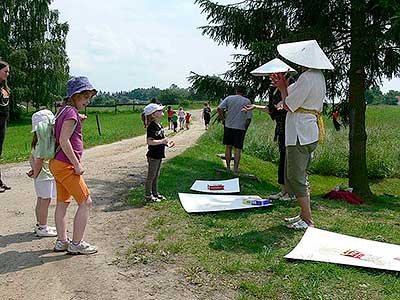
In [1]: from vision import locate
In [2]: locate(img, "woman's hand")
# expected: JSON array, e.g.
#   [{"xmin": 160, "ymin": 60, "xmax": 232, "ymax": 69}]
[
  {"xmin": 73, "ymin": 162, "xmax": 85, "ymax": 175},
  {"xmin": 167, "ymin": 141, "xmax": 175, "ymax": 148},
  {"xmin": 275, "ymin": 101, "xmax": 285, "ymax": 110},
  {"xmin": 269, "ymin": 73, "xmax": 288, "ymax": 91}
]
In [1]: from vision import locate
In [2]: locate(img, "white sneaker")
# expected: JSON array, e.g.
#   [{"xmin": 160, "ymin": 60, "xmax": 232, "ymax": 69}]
[
  {"xmin": 34, "ymin": 224, "xmax": 57, "ymax": 233},
  {"xmin": 54, "ymin": 239, "xmax": 70, "ymax": 252},
  {"xmin": 67, "ymin": 241, "xmax": 97, "ymax": 255},
  {"xmin": 35, "ymin": 225, "xmax": 57, "ymax": 237}
]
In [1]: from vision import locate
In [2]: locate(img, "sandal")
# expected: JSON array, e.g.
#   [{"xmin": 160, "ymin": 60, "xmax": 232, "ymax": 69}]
[
  {"xmin": 0, "ymin": 186, "xmax": 5, "ymax": 193},
  {"xmin": 286, "ymin": 220, "xmax": 310, "ymax": 230},
  {"xmin": 284, "ymin": 215, "xmax": 301, "ymax": 223}
]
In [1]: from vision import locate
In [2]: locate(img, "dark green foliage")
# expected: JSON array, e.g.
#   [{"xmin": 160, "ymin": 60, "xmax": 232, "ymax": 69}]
[{"xmin": 0, "ymin": 0, "xmax": 69, "ymax": 119}]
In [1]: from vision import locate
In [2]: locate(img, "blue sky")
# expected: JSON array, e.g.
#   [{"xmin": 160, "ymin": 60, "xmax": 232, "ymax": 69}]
[{"xmin": 51, "ymin": 0, "xmax": 400, "ymax": 93}]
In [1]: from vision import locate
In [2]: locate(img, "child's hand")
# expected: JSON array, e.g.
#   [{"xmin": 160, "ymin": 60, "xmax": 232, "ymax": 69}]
[
  {"xmin": 167, "ymin": 141, "xmax": 175, "ymax": 148},
  {"xmin": 79, "ymin": 113, "xmax": 88, "ymax": 123},
  {"xmin": 26, "ymin": 169, "xmax": 34, "ymax": 178},
  {"xmin": 73, "ymin": 162, "xmax": 85, "ymax": 175}
]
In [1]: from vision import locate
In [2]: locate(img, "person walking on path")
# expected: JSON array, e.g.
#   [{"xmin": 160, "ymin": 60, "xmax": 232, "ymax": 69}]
[
  {"xmin": 167, "ymin": 106, "xmax": 174, "ymax": 130},
  {"xmin": 271, "ymin": 40, "xmax": 333, "ymax": 229},
  {"xmin": 0, "ymin": 61, "xmax": 11, "ymax": 192},
  {"xmin": 27, "ymin": 110, "xmax": 57, "ymax": 237},
  {"xmin": 49, "ymin": 76, "xmax": 98, "ymax": 254},
  {"xmin": 144, "ymin": 103, "xmax": 175, "ymax": 202},
  {"xmin": 202, "ymin": 102, "xmax": 211, "ymax": 130},
  {"xmin": 185, "ymin": 112, "xmax": 191, "ymax": 130},
  {"xmin": 178, "ymin": 107, "xmax": 185, "ymax": 130},
  {"xmin": 217, "ymin": 86, "xmax": 252, "ymax": 174}
]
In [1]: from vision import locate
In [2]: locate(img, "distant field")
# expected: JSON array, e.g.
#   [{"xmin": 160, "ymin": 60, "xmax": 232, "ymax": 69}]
[{"xmin": 243, "ymin": 105, "xmax": 400, "ymax": 179}]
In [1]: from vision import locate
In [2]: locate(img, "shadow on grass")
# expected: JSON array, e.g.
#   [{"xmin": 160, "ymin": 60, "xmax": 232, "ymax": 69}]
[{"xmin": 209, "ymin": 225, "xmax": 296, "ymax": 254}]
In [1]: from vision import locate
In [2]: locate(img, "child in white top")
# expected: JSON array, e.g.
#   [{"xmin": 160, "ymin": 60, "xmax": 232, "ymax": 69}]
[
  {"xmin": 27, "ymin": 110, "xmax": 57, "ymax": 237},
  {"xmin": 178, "ymin": 107, "xmax": 185, "ymax": 130}
]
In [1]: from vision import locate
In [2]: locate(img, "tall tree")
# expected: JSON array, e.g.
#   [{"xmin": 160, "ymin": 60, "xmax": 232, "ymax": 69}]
[
  {"xmin": 0, "ymin": 0, "xmax": 69, "ymax": 117},
  {"xmin": 193, "ymin": 0, "xmax": 400, "ymax": 198}
]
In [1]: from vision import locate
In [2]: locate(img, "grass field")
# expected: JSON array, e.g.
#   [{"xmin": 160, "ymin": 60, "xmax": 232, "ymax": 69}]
[
  {"xmin": 126, "ymin": 106, "xmax": 400, "ymax": 300},
  {"xmin": 1, "ymin": 111, "xmax": 149, "ymax": 163}
]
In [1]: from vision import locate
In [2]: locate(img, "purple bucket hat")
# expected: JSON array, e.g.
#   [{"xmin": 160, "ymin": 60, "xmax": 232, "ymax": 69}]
[{"xmin": 66, "ymin": 76, "xmax": 97, "ymax": 99}]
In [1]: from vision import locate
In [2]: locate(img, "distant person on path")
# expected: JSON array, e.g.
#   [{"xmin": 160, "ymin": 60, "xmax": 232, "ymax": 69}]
[
  {"xmin": 171, "ymin": 111, "xmax": 178, "ymax": 132},
  {"xmin": 178, "ymin": 107, "xmax": 185, "ymax": 130},
  {"xmin": 167, "ymin": 106, "xmax": 174, "ymax": 130},
  {"xmin": 202, "ymin": 102, "xmax": 211, "ymax": 130},
  {"xmin": 270, "ymin": 40, "xmax": 332, "ymax": 229},
  {"xmin": 185, "ymin": 112, "xmax": 191, "ymax": 130},
  {"xmin": 217, "ymin": 86, "xmax": 252, "ymax": 174},
  {"xmin": 0, "ymin": 61, "xmax": 11, "ymax": 192},
  {"xmin": 27, "ymin": 110, "xmax": 57, "ymax": 237},
  {"xmin": 49, "ymin": 76, "xmax": 98, "ymax": 254},
  {"xmin": 144, "ymin": 103, "xmax": 174, "ymax": 202}
]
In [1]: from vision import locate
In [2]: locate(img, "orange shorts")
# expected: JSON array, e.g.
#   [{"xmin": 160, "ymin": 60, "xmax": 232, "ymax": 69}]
[{"xmin": 49, "ymin": 159, "xmax": 90, "ymax": 204}]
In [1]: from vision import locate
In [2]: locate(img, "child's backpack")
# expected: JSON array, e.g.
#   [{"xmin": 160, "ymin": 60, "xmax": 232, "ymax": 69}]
[{"xmin": 35, "ymin": 106, "xmax": 76, "ymax": 160}]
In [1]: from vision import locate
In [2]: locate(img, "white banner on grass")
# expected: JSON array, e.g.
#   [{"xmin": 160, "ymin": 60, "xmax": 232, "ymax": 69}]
[
  {"xmin": 190, "ymin": 178, "xmax": 240, "ymax": 194},
  {"xmin": 285, "ymin": 227, "xmax": 400, "ymax": 272},
  {"xmin": 178, "ymin": 193, "xmax": 272, "ymax": 213}
]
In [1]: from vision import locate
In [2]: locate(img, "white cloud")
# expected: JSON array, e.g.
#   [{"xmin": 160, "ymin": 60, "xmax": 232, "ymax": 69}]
[{"xmin": 51, "ymin": 0, "xmax": 241, "ymax": 92}]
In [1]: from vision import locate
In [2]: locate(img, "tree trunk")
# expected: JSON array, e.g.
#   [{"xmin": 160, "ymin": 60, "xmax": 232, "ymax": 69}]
[{"xmin": 348, "ymin": 0, "xmax": 372, "ymax": 198}]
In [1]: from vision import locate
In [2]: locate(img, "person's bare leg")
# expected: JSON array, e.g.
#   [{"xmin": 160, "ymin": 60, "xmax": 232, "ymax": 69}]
[
  {"xmin": 72, "ymin": 196, "xmax": 92, "ymax": 243},
  {"xmin": 38, "ymin": 198, "xmax": 51, "ymax": 225},
  {"xmin": 233, "ymin": 148, "xmax": 242, "ymax": 173},
  {"xmin": 55, "ymin": 202, "xmax": 70, "ymax": 241},
  {"xmin": 35, "ymin": 197, "xmax": 41, "ymax": 225},
  {"xmin": 296, "ymin": 195, "xmax": 314, "ymax": 226},
  {"xmin": 225, "ymin": 145, "xmax": 232, "ymax": 171}
]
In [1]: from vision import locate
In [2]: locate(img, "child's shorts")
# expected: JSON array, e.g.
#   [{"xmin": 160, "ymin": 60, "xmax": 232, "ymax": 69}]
[
  {"xmin": 34, "ymin": 179, "xmax": 56, "ymax": 199},
  {"xmin": 49, "ymin": 159, "xmax": 90, "ymax": 204}
]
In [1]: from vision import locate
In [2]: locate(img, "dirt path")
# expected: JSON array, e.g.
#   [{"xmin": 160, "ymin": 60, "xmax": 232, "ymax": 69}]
[{"xmin": 0, "ymin": 110, "xmax": 223, "ymax": 300}]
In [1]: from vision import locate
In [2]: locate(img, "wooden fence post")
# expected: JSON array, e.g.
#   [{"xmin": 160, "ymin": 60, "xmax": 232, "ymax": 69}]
[{"xmin": 96, "ymin": 114, "xmax": 102, "ymax": 135}]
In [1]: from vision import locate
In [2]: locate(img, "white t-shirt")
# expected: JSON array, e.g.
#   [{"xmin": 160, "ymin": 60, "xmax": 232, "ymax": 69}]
[{"xmin": 284, "ymin": 69, "xmax": 326, "ymax": 146}]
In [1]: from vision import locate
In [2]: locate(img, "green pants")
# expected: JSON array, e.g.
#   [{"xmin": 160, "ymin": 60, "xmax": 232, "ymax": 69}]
[{"xmin": 285, "ymin": 140, "xmax": 318, "ymax": 197}]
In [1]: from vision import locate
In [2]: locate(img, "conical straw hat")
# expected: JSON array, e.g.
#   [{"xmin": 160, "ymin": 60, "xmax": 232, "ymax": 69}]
[
  {"xmin": 277, "ymin": 40, "xmax": 334, "ymax": 70},
  {"xmin": 250, "ymin": 58, "xmax": 297, "ymax": 76}
]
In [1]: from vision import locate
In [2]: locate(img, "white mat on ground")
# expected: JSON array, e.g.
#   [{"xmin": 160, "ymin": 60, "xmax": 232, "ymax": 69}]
[
  {"xmin": 178, "ymin": 193, "xmax": 272, "ymax": 213},
  {"xmin": 285, "ymin": 227, "xmax": 400, "ymax": 272},
  {"xmin": 190, "ymin": 178, "xmax": 240, "ymax": 193}
]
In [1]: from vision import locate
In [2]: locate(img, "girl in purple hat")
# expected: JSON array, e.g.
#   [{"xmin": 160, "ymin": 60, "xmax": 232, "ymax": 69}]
[{"xmin": 49, "ymin": 76, "xmax": 98, "ymax": 254}]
